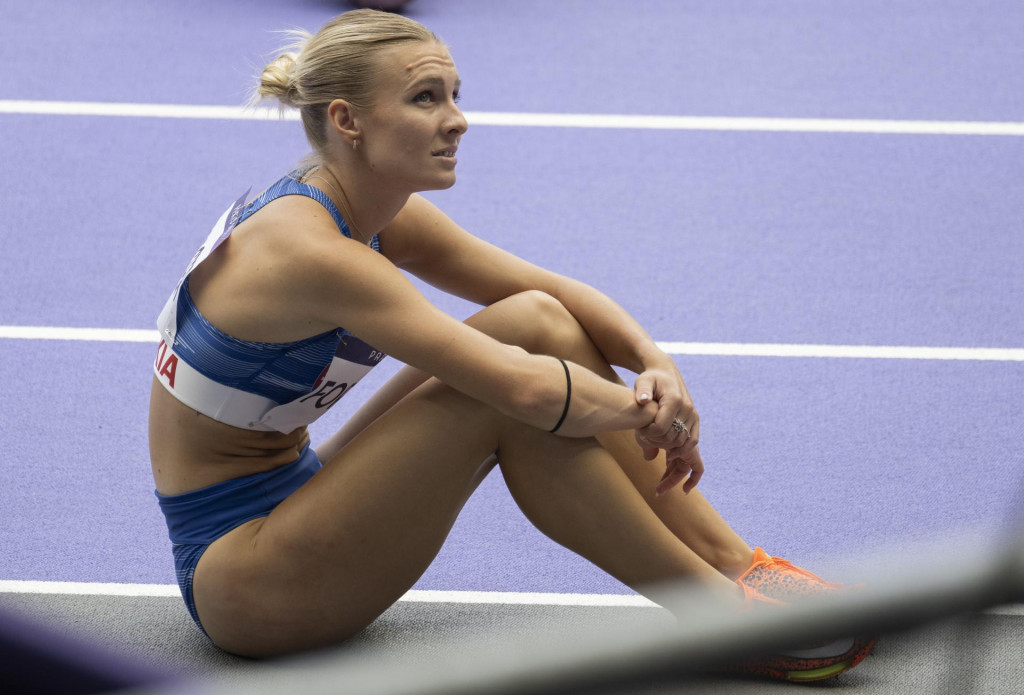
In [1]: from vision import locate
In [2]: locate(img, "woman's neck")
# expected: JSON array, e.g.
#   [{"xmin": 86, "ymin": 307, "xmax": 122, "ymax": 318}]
[{"xmin": 312, "ymin": 162, "xmax": 409, "ymax": 244}]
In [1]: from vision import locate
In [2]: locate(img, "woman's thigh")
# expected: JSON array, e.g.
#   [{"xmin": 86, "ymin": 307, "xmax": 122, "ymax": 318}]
[{"xmin": 192, "ymin": 378, "xmax": 505, "ymax": 657}]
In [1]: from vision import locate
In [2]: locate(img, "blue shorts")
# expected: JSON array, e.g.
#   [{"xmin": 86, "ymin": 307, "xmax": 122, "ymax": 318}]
[{"xmin": 154, "ymin": 444, "xmax": 323, "ymax": 635}]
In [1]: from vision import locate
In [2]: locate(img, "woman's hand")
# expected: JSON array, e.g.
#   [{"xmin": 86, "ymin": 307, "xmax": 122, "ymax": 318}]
[{"xmin": 633, "ymin": 363, "xmax": 704, "ymax": 495}]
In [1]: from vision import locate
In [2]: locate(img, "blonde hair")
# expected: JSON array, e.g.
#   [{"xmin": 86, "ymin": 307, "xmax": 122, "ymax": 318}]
[{"xmin": 254, "ymin": 9, "xmax": 441, "ymax": 153}]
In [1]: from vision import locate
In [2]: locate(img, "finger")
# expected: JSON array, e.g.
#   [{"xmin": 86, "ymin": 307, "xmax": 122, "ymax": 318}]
[
  {"xmin": 684, "ymin": 409, "xmax": 699, "ymax": 434},
  {"xmin": 656, "ymin": 461, "xmax": 693, "ymax": 496},
  {"xmin": 655, "ymin": 462, "xmax": 673, "ymax": 491},
  {"xmin": 675, "ymin": 426, "xmax": 700, "ymax": 457},
  {"xmin": 657, "ymin": 454, "xmax": 690, "ymax": 488},
  {"xmin": 676, "ymin": 436, "xmax": 699, "ymax": 458},
  {"xmin": 642, "ymin": 394, "xmax": 694, "ymax": 445},
  {"xmin": 658, "ymin": 397, "xmax": 698, "ymax": 441},
  {"xmin": 634, "ymin": 375, "xmax": 655, "ymax": 405},
  {"xmin": 637, "ymin": 418, "xmax": 678, "ymax": 444},
  {"xmin": 669, "ymin": 410, "xmax": 700, "ymax": 453},
  {"xmin": 664, "ymin": 445, "xmax": 689, "ymax": 471},
  {"xmin": 634, "ymin": 431, "xmax": 658, "ymax": 458},
  {"xmin": 650, "ymin": 416, "xmax": 694, "ymax": 452},
  {"xmin": 683, "ymin": 415, "xmax": 702, "ymax": 453},
  {"xmin": 634, "ymin": 430, "xmax": 661, "ymax": 461},
  {"xmin": 658, "ymin": 444, "xmax": 704, "ymax": 495},
  {"xmin": 636, "ymin": 426, "xmax": 669, "ymax": 449},
  {"xmin": 656, "ymin": 462, "xmax": 675, "ymax": 494},
  {"xmin": 648, "ymin": 398, "xmax": 681, "ymax": 439},
  {"xmin": 676, "ymin": 403, "xmax": 697, "ymax": 431},
  {"xmin": 681, "ymin": 449, "xmax": 705, "ymax": 494}
]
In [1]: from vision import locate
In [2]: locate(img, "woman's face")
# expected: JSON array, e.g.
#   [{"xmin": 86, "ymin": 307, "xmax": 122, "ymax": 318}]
[{"xmin": 360, "ymin": 41, "xmax": 468, "ymax": 192}]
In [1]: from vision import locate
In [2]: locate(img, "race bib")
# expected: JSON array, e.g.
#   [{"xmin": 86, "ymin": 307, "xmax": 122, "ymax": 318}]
[{"xmin": 257, "ymin": 334, "xmax": 387, "ymax": 433}]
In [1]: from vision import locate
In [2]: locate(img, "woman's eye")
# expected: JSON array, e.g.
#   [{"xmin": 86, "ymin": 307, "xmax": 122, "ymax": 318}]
[{"xmin": 413, "ymin": 90, "xmax": 461, "ymax": 104}]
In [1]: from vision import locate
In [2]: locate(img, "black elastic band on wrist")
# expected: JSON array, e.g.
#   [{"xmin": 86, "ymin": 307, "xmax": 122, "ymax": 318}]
[{"xmin": 549, "ymin": 358, "xmax": 571, "ymax": 433}]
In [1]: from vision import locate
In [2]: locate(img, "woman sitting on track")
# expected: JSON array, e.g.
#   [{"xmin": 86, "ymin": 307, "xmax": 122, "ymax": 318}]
[{"xmin": 149, "ymin": 9, "xmax": 872, "ymax": 679}]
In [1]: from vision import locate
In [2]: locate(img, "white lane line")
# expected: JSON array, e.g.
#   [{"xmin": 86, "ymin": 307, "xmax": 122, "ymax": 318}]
[
  {"xmin": 0, "ymin": 580, "xmax": 656, "ymax": 608},
  {"xmin": 1, "ymin": 580, "xmax": 1020, "ymax": 615},
  {"xmin": 655, "ymin": 341, "xmax": 1024, "ymax": 362},
  {"xmin": 1, "ymin": 325, "xmax": 1022, "ymax": 361},
  {"xmin": 2, "ymin": 99, "xmax": 1023, "ymax": 136},
  {"xmin": 399, "ymin": 590, "xmax": 657, "ymax": 608},
  {"xmin": 470, "ymin": 111, "xmax": 1024, "ymax": 136},
  {"xmin": 0, "ymin": 100, "xmax": 295, "ymax": 121},
  {"xmin": 0, "ymin": 325, "xmax": 161, "ymax": 342},
  {"xmin": 0, "ymin": 580, "xmax": 181, "ymax": 598}
]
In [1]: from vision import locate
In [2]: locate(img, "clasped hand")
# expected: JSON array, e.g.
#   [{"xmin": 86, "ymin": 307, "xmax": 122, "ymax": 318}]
[{"xmin": 633, "ymin": 365, "xmax": 703, "ymax": 496}]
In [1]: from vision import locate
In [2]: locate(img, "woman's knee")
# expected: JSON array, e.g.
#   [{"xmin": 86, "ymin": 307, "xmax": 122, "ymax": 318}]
[{"xmin": 475, "ymin": 290, "xmax": 582, "ymax": 355}]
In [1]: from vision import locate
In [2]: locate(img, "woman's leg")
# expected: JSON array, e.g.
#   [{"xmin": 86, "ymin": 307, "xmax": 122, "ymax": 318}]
[
  {"xmin": 192, "ymin": 372, "xmax": 739, "ymax": 657},
  {"xmin": 494, "ymin": 418, "xmax": 740, "ymax": 595},
  {"xmin": 594, "ymin": 432, "xmax": 753, "ymax": 578},
  {"xmin": 318, "ymin": 291, "xmax": 754, "ymax": 577}
]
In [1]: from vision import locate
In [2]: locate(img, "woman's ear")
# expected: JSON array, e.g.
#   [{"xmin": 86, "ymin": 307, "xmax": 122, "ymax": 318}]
[{"xmin": 326, "ymin": 99, "xmax": 361, "ymax": 148}]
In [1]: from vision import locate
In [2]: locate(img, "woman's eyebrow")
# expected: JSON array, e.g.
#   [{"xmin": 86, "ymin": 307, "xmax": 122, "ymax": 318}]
[{"xmin": 408, "ymin": 76, "xmax": 462, "ymax": 91}]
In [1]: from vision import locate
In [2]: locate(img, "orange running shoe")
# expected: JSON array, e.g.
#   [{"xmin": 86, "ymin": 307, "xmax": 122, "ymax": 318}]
[
  {"xmin": 736, "ymin": 547, "xmax": 844, "ymax": 602},
  {"xmin": 731, "ymin": 583, "xmax": 876, "ymax": 682}
]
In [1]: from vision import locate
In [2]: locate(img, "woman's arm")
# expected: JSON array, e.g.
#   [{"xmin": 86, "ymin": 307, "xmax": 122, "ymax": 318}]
[
  {"xmin": 380, "ymin": 195, "xmax": 705, "ymax": 491},
  {"xmin": 381, "ymin": 196, "xmax": 660, "ymax": 368},
  {"xmin": 295, "ymin": 231, "xmax": 658, "ymax": 438},
  {"xmin": 381, "ymin": 195, "xmax": 698, "ymax": 441}
]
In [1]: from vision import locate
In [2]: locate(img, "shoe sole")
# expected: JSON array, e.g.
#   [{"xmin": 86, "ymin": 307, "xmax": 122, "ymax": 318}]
[
  {"xmin": 786, "ymin": 661, "xmax": 854, "ymax": 681},
  {"xmin": 731, "ymin": 635, "xmax": 877, "ymax": 682}
]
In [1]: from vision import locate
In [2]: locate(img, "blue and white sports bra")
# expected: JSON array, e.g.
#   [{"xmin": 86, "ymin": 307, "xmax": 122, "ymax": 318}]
[{"xmin": 153, "ymin": 170, "xmax": 386, "ymax": 434}]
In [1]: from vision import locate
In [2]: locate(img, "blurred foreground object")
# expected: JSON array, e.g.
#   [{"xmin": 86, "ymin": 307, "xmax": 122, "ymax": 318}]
[
  {"xmin": 122, "ymin": 527, "xmax": 1023, "ymax": 695},
  {"xmin": 0, "ymin": 605, "xmax": 174, "ymax": 694}
]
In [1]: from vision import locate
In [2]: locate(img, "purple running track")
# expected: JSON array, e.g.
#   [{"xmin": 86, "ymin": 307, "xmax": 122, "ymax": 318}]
[{"xmin": 1, "ymin": 0, "xmax": 1021, "ymax": 594}]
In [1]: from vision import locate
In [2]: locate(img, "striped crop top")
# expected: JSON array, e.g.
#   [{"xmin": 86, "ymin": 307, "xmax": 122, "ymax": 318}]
[{"xmin": 153, "ymin": 170, "xmax": 386, "ymax": 434}]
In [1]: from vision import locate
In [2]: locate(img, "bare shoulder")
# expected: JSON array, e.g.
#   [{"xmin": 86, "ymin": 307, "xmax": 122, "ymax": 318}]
[
  {"xmin": 237, "ymin": 194, "xmax": 348, "ymax": 255},
  {"xmin": 250, "ymin": 196, "xmax": 422, "ymax": 326},
  {"xmin": 227, "ymin": 193, "xmax": 388, "ymax": 286},
  {"xmin": 190, "ymin": 193, "xmax": 379, "ymax": 343}
]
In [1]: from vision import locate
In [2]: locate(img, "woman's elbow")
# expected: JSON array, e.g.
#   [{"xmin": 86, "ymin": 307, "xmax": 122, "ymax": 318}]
[{"xmin": 499, "ymin": 354, "xmax": 562, "ymax": 426}]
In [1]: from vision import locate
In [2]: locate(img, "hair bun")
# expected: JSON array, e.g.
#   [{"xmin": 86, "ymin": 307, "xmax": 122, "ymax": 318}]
[{"xmin": 258, "ymin": 51, "xmax": 302, "ymax": 106}]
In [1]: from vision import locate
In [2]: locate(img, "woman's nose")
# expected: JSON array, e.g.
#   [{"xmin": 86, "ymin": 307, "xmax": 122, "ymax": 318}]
[{"xmin": 447, "ymin": 105, "xmax": 469, "ymax": 135}]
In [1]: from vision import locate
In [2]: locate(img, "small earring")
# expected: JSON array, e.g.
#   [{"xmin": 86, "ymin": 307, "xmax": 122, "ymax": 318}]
[{"xmin": 352, "ymin": 139, "xmax": 359, "ymax": 151}]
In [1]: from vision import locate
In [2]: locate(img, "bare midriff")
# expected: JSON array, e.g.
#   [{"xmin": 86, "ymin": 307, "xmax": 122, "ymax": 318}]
[{"xmin": 149, "ymin": 376, "xmax": 312, "ymax": 496}]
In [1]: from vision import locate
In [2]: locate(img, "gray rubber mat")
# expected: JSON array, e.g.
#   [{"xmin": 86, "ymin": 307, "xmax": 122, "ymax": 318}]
[{"xmin": 1, "ymin": 593, "xmax": 1020, "ymax": 694}]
